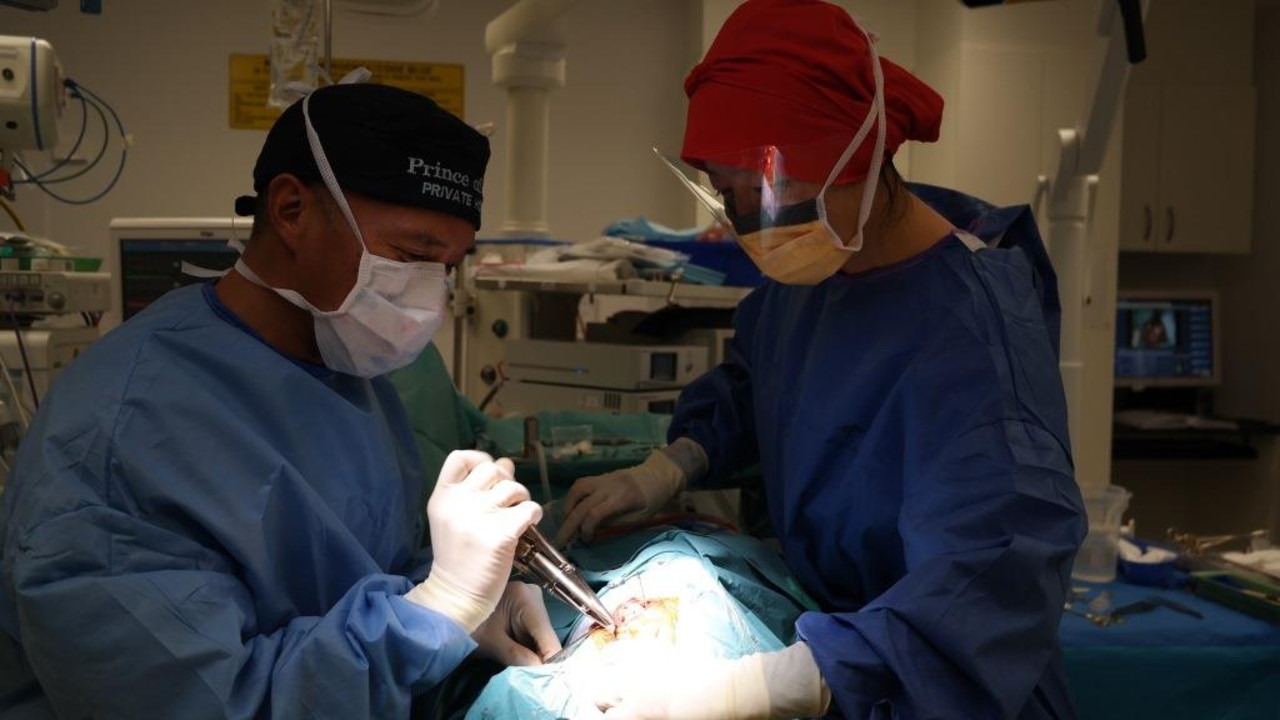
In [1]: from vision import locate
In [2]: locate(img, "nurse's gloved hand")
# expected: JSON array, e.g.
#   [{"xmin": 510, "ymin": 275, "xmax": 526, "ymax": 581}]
[
  {"xmin": 595, "ymin": 642, "xmax": 831, "ymax": 720},
  {"xmin": 471, "ymin": 581, "xmax": 563, "ymax": 666},
  {"xmin": 553, "ymin": 438, "xmax": 707, "ymax": 547},
  {"xmin": 406, "ymin": 451, "xmax": 542, "ymax": 633}
]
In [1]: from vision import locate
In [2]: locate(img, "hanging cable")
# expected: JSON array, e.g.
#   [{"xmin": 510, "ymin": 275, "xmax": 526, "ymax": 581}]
[
  {"xmin": 16, "ymin": 87, "xmax": 93, "ymax": 184},
  {"xmin": 14, "ymin": 79, "xmax": 129, "ymax": 206},
  {"xmin": 477, "ymin": 361, "xmax": 509, "ymax": 413},
  {"xmin": 5, "ymin": 307, "xmax": 39, "ymax": 410},
  {"xmin": 0, "ymin": 198, "xmax": 25, "ymax": 232},
  {"xmin": 23, "ymin": 93, "xmax": 108, "ymax": 185}
]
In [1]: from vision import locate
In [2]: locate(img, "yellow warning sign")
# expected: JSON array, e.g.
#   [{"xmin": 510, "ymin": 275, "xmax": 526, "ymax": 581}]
[{"xmin": 229, "ymin": 54, "xmax": 465, "ymax": 130}]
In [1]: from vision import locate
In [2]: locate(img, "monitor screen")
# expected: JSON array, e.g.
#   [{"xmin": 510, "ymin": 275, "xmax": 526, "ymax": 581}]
[
  {"xmin": 1114, "ymin": 293, "xmax": 1217, "ymax": 386},
  {"xmin": 119, "ymin": 239, "xmax": 240, "ymax": 320},
  {"xmin": 108, "ymin": 218, "xmax": 246, "ymax": 328}
]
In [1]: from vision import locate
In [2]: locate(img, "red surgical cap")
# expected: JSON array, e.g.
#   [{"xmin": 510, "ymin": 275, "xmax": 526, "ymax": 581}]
[{"xmin": 682, "ymin": 0, "xmax": 944, "ymax": 185}]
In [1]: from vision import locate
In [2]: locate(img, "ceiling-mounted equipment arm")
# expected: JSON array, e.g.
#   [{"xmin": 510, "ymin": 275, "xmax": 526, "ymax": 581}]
[{"xmin": 485, "ymin": 0, "xmax": 578, "ymax": 238}]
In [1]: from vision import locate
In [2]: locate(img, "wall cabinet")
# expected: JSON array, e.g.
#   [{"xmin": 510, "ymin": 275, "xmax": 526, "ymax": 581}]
[
  {"xmin": 1118, "ymin": 0, "xmax": 1256, "ymax": 254},
  {"xmin": 1118, "ymin": 83, "xmax": 1256, "ymax": 254}
]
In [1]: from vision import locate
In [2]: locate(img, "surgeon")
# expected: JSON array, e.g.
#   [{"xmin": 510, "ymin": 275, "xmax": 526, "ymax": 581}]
[
  {"xmin": 556, "ymin": 1, "xmax": 1086, "ymax": 718},
  {"xmin": 0, "ymin": 80, "xmax": 560, "ymax": 718}
]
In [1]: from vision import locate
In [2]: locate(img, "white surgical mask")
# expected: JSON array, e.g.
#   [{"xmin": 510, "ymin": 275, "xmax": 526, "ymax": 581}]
[
  {"xmin": 235, "ymin": 257, "xmax": 447, "ymax": 377},
  {"xmin": 235, "ymin": 91, "xmax": 449, "ymax": 377}
]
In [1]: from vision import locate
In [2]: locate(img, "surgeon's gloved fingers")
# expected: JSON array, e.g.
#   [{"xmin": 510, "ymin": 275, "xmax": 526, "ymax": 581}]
[
  {"xmin": 495, "ymin": 456, "xmax": 516, "ymax": 477},
  {"xmin": 577, "ymin": 491, "xmax": 642, "ymax": 543},
  {"xmin": 489, "ymin": 637, "xmax": 543, "ymax": 667},
  {"xmin": 504, "ymin": 500, "xmax": 544, "ymax": 543},
  {"xmin": 517, "ymin": 586, "xmax": 563, "ymax": 662},
  {"xmin": 558, "ymin": 474, "xmax": 607, "ymax": 524},
  {"xmin": 416, "ymin": 452, "xmax": 542, "ymax": 633},
  {"xmin": 555, "ymin": 483, "xmax": 637, "ymax": 546},
  {"xmin": 472, "ymin": 582, "xmax": 562, "ymax": 666},
  {"xmin": 485, "ymin": 478, "xmax": 534, "ymax": 512},
  {"xmin": 459, "ymin": 460, "xmax": 515, "ymax": 492},
  {"xmin": 436, "ymin": 449, "xmax": 498, "ymax": 490},
  {"xmin": 481, "ymin": 498, "xmax": 543, "ymax": 554},
  {"xmin": 553, "ymin": 476, "xmax": 612, "ymax": 546}
]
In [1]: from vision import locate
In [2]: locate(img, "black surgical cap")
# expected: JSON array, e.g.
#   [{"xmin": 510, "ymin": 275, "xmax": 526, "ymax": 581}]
[{"xmin": 235, "ymin": 83, "xmax": 490, "ymax": 230}]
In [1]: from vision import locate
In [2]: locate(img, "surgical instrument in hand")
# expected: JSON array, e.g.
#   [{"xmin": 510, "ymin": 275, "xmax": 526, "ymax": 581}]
[{"xmin": 514, "ymin": 525, "xmax": 616, "ymax": 632}]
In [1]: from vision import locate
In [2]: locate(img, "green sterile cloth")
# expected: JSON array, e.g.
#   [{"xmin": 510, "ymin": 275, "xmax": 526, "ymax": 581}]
[{"xmin": 388, "ymin": 343, "xmax": 487, "ymax": 499}]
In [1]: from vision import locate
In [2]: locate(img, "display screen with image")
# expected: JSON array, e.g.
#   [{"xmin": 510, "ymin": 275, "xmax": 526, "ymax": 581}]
[{"xmin": 1114, "ymin": 294, "xmax": 1216, "ymax": 386}]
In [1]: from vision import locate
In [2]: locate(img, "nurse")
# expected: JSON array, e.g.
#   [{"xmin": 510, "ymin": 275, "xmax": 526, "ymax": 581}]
[
  {"xmin": 558, "ymin": 1, "xmax": 1086, "ymax": 718},
  {"xmin": 0, "ymin": 81, "xmax": 557, "ymax": 718}
]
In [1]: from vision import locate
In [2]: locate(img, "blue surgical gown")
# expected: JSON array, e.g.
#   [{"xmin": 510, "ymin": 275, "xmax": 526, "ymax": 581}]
[
  {"xmin": 0, "ymin": 283, "xmax": 475, "ymax": 719},
  {"xmin": 670, "ymin": 185, "xmax": 1086, "ymax": 719}
]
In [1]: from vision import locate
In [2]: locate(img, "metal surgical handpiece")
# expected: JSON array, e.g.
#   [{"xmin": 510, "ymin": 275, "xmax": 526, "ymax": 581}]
[{"xmin": 514, "ymin": 525, "xmax": 616, "ymax": 632}]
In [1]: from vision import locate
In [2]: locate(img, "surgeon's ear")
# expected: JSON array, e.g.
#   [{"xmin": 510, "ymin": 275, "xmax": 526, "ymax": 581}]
[{"xmin": 264, "ymin": 174, "xmax": 310, "ymax": 255}]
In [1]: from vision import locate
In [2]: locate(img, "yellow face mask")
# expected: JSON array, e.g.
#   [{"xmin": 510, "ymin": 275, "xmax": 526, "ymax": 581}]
[{"xmin": 735, "ymin": 219, "xmax": 855, "ymax": 285}]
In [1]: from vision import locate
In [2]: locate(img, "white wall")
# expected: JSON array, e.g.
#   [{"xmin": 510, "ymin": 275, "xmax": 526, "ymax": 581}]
[
  {"xmin": 913, "ymin": 0, "xmax": 1126, "ymax": 491},
  {"xmin": 699, "ymin": 1, "xmax": 918, "ymax": 69},
  {"xmin": 0, "ymin": 0, "xmax": 696, "ymax": 255}
]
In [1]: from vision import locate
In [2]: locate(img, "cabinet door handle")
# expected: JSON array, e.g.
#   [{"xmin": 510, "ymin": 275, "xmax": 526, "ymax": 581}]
[
  {"xmin": 1165, "ymin": 207, "xmax": 1175, "ymax": 244},
  {"xmin": 1142, "ymin": 205, "xmax": 1152, "ymax": 242}
]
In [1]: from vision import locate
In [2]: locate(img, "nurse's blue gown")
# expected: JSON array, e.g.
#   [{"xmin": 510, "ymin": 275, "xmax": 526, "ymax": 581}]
[
  {"xmin": 671, "ymin": 185, "xmax": 1086, "ymax": 719},
  {"xmin": 1, "ymin": 284, "xmax": 473, "ymax": 718}
]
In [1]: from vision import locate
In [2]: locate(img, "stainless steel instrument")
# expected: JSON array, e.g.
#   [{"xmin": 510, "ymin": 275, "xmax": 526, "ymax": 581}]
[{"xmin": 515, "ymin": 525, "xmax": 616, "ymax": 632}]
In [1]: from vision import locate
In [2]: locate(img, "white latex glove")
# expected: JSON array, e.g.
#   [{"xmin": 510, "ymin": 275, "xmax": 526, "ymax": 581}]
[
  {"xmin": 471, "ymin": 581, "xmax": 563, "ymax": 666},
  {"xmin": 595, "ymin": 642, "xmax": 831, "ymax": 720},
  {"xmin": 405, "ymin": 451, "xmax": 541, "ymax": 633},
  {"xmin": 554, "ymin": 438, "xmax": 707, "ymax": 547}
]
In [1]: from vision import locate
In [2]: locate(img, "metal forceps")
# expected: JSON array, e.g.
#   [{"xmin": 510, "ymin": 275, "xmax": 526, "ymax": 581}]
[{"xmin": 1063, "ymin": 603, "xmax": 1123, "ymax": 628}]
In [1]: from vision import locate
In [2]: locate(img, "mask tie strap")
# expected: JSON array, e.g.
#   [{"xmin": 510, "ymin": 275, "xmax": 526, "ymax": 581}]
[
  {"xmin": 817, "ymin": 21, "xmax": 887, "ymax": 254},
  {"xmin": 301, "ymin": 93, "xmax": 367, "ymax": 248}
]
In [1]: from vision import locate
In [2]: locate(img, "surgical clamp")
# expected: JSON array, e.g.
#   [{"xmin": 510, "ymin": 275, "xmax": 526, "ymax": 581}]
[{"xmin": 514, "ymin": 525, "xmax": 616, "ymax": 632}]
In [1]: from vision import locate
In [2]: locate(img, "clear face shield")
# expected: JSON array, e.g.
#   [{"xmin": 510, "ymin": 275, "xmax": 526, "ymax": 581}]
[{"xmin": 657, "ymin": 26, "xmax": 886, "ymax": 285}]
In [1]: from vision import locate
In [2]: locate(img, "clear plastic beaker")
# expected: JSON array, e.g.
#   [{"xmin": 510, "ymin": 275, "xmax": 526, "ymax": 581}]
[
  {"xmin": 1071, "ymin": 484, "xmax": 1133, "ymax": 583},
  {"xmin": 550, "ymin": 425, "xmax": 593, "ymax": 460}
]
